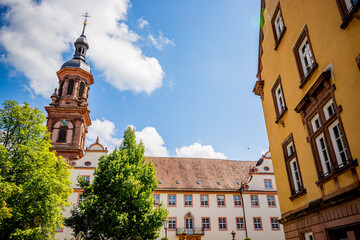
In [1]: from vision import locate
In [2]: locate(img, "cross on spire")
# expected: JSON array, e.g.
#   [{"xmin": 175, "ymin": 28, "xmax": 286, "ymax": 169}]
[{"xmin": 81, "ymin": 11, "xmax": 91, "ymax": 35}]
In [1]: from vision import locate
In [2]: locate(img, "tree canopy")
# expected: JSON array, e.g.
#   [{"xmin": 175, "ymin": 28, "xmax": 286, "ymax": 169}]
[
  {"xmin": 0, "ymin": 100, "xmax": 72, "ymax": 239},
  {"xmin": 65, "ymin": 126, "xmax": 168, "ymax": 240}
]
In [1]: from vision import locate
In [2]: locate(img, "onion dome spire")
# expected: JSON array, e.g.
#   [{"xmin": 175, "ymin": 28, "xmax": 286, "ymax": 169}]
[
  {"xmin": 60, "ymin": 12, "xmax": 91, "ymax": 73},
  {"xmin": 73, "ymin": 11, "xmax": 90, "ymax": 61}
]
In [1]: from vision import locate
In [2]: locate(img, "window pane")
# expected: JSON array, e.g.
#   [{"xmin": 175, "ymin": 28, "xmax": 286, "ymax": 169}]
[
  {"xmin": 168, "ymin": 195, "xmax": 176, "ymax": 206},
  {"xmin": 323, "ymin": 99, "xmax": 335, "ymax": 120},
  {"xmin": 202, "ymin": 218, "xmax": 210, "ymax": 230},
  {"xmin": 267, "ymin": 196, "xmax": 275, "ymax": 206},
  {"xmin": 169, "ymin": 219, "xmax": 176, "ymax": 230},
  {"xmin": 201, "ymin": 195, "xmax": 208, "ymax": 206},
  {"xmin": 217, "ymin": 196, "xmax": 225, "ymax": 206},
  {"xmin": 254, "ymin": 218, "xmax": 262, "ymax": 229},
  {"xmin": 251, "ymin": 196, "xmax": 259, "ymax": 206},
  {"xmin": 265, "ymin": 180, "xmax": 272, "ymax": 189},
  {"xmin": 329, "ymin": 120, "xmax": 349, "ymax": 166},
  {"xmin": 290, "ymin": 158, "xmax": 302, "ymax": 192},
  {"xmin": 237, "ymin": 218, "xmax": 244, "ymax": 229},
  {"xmin": 271, "ymin": 218, "xmax": 279, "ymax": 229},
  {"xmin": 234, "ymin": 195, "xmax": 242, "ymax": 206},
  {"xmin": 316, "ymin": 133, "xmax": 332, "ymax": 175}
]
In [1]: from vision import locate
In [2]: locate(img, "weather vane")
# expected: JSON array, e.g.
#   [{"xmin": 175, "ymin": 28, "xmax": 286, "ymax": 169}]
[{"xmin": 81, "ymin": 11, "xmax": 91, "ymax": 35}]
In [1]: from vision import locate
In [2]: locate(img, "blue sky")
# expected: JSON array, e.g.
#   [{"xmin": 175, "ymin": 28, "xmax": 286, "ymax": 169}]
[{"xmin": 0, "ymin": 0, "xmax": 268, "ymax": 160}]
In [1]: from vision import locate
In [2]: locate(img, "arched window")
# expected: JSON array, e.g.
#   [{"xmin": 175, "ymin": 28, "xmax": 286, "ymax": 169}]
[
  {"xmin": 67, "ymin": 79, "xmax": 74, "ymax": 95},
  {"xmin": 58, "ymin": 126, "xmax": 67, "ymax": 142},
  {"xmin": 78, "ymin": 82, "xmax": 85, "ymax": 98},
  {"xmin": 59, "ymin": 81, "xmax": 64, "ymax": 97}
]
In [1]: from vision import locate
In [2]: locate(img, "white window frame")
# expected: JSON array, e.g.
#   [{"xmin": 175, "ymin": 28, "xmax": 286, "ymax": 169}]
[
  {"xmin": 267, "ymin": 196, "xmax": 275, "ymax": 207},
  {"xmin": 323, "ymin": 99, "xmax": 335, "ymax": 120},
  {"xmin": 329, "ymin": 119, "xmax": 349, "ymax": 165},
  {"xmin": 344, "ymin": 0, "xmax": 357, "ymax": 10},
  {"xmin": 251, "ymin": 195, "xmax": 259, "ymax": 206},
  {"xmin": 264, "ymin": 179, "xmax": 272, "ymax": 189},
  {"xmin": 234, "ymin": 195, "xmax": 242, "ymax": 206},
  {"xmin": 169, "ymin": 219, "xmax": 176, "ymax": 230},
  {"xmin": 254, "ymin": 218, "xmax": 262, "ymax": 230},
  {"xmin": 274, "ymin": 11, "xmax": 284, "ymax": 39},
  {"xmin": 311, "ymin": 113, "xmax": 321, "ymax": 132},
  {"xmin": 315, "ymin": 133, "xmax": 332, "ymax": 175},
  {"xmin": 237, "ymin": 218, "xmax": 244, "ymax": 229},
  {"xmin": 304, "ymin": 232, "xmax": 314, "ymax": 240},
  {"xmin": 286, "ymin": 141, "xmax": 295, "ymax": 156},
  {"xmin": 154, "ymin": 195, "xmax": 160, "ymax": 206},
  {"xmin": 298, "ymin": 37, "xmax": 314, "ymax": 75},
  {"xmin": 184, "ymin": 195, "xmax": 192, "ymax": 206},
  {"xmin": 201, "ymin": 195, "xmax": 208, "ymax": 206},
  {"xmin": 217, "ymin": 195, "xmax": 225, "ymax": 206},
  {"xmin": 290, "ymin": 158, "xmax": 302, "ymax": 192},
  {"xmin": 202, "ymin": 218, "xmax": 210, "ymax": 230},
  {"xmin": 275, "ymin": 84, "xmax": 285, "ymax": 114},
  {"xmin": 219, "ymin": 218, "xmax": 227, "ymax": 230},
  {"xmin": 185, "ymin": 218, "xmax": 193, "ymax": 229},
  {"xmin": 271, "ymin": 218, "xmax": 279, "ymax": 230},
  {"xmin": 168, "ymin": 195, "xmax": 176, "ymax": 206}
]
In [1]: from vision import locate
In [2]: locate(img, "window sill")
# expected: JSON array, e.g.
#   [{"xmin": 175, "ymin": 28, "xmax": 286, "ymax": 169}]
[
  {"xmin": 316, "ymin": 159, "xmax": 358, "ymax": 185},
  {"xmin": 340, "ymin": 2, "xmax": 360, "ymax": 29},
  {"xmin": 274, "ymin": 27, "xmax": 286, "ymax": 50},
  {"xmin": 299, "ymin": 63, "xmax": 318, "ymax": 89},
  {"xmin": 289, "ymin": 188, "xmax": 307, "ymax": 201},
  {"xmin": 275, "ymin": 107, "xmax": 287, "ymax": 124}
]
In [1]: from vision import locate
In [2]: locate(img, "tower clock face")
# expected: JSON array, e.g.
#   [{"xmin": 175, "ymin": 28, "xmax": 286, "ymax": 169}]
[{"xmin": 60, "ymin": 119, "xmax": 69, "ymax": 126}]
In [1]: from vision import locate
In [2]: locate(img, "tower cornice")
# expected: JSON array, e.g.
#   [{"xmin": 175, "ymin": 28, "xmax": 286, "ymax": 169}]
[{"xmin": 57, "ymin": 67, "xmax": 94, "ymax": 85}]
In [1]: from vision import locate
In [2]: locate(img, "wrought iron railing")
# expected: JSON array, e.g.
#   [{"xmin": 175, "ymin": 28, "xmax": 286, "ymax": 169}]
[{"xmin": 176, "ymin": 228, "xmax": 204, "ymax": 235}]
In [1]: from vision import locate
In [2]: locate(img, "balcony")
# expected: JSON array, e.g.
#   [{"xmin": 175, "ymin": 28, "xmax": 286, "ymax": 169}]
[{"xmin": 176, "ymin": 228, "xmax": 204, "ymax": 236}]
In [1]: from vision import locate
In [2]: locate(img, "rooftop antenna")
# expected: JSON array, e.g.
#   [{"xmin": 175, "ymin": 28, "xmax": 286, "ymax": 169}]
[{"xmin": 81, "ymin": 11, "xmax": 91, "ymax": 35}]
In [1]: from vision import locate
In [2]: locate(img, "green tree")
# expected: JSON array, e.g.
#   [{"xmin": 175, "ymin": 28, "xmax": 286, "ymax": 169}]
[
  {"xmin": 0, "ymin": 100, "xmax": 72, "ymax": 239},
  {"xmin": 65, "ymin": 126, "xmax": 168, "ymax": 239}
]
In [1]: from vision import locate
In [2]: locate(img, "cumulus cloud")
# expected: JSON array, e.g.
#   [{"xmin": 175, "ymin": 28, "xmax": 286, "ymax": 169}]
[
  {"xmin": 137, "ymin": 17, "xmax": 149, "ymax": 29},
  {"xmin": 87, "ymin": 119, "xmax": 225, "ymax": 159},
  {"xmin": 135, "ymin": 127, "xmax": 170, "ymax": 157},
  {"xmin": 175, "ymin": 142, "xmax": 227, "ymax": 159},
  {"xmin": 149, "ymin": 31, "xmax": 176, "ymax": 51},
  {"xmin": 87, "ymin": 118, "xmax": 122, "ymax": 151},
  {"xmin": 0, "ymin": 0, "xmax": 167, "ymax": 97}
]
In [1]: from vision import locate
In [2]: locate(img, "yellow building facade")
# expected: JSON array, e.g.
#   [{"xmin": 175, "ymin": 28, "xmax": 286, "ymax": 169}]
[{"xmin": 253, "ymin": 0, "xmax": 360, "ymax": 239}]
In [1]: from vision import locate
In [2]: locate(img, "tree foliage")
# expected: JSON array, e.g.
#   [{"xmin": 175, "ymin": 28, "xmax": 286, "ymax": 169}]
[
  {"xmin": 65, "ymin": 126, "xmax": 168, "ymax": 239},
  {"xmin": 0, "ymin": 100, "xmax": 72, "ymax": 239}
]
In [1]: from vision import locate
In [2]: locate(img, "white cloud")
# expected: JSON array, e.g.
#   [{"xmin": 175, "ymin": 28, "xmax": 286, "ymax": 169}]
[
  {"xmin": 87, "ymin": 118, "xmax": 122, "ymax": 151},
  {"xmin": 0, "ymin": 0, "xmax": 166, "ymax": 97},
  {"xmin": 87, "ymin": 120, "xmax": 225, "ymax": 159},
  {"xmin": 149, "ymin": 31, "xmax": 176, "ymax": 51},
  {"xmin": 175, "ymin": 142, "xmax": 227, "ymax": 159},
  {"xmin": 137, "ymin": 17, "xmax": 149, "ymax": 29},
  {"xmin": 135, "ymin": 126, "xmax": 170, "ymax": 157}
]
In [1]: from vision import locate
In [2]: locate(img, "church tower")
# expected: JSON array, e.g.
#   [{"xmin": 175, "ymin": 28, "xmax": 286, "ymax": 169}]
[{"xmin": 45, "ymin": 14, "xmax": 93, "ymax": 163}]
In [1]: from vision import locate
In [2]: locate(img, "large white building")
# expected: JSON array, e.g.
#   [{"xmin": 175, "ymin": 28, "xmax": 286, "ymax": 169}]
[{"xmin": 57, "ymin": 139, "xmax": 285, "ymax": 240}]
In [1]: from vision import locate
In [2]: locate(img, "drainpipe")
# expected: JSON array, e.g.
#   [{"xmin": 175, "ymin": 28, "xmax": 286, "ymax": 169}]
[{"xmin": 239, "ymin": 184, "xmax": 248, "ymax": 238}]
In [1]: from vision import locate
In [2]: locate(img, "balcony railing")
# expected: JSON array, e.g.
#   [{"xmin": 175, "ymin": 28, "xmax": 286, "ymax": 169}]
[{"xmin": 176, "ymin": 228, "xmax": 204, "ymax": 236}]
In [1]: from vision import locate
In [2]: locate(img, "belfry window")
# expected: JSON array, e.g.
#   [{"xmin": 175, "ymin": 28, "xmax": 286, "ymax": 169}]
[
  {"xmin": 58, "ymin": 126, "xmax": 67, "ymax": 142},
  {"xmin": 67, "ymin": 79, "xmax": 74, "ymax": 96},
  {"xmin": 59, "ymin": 81, "xmax": 64, "ymax": 97},
  {"xmin": 78, "ymin": 82, "xmax": 85, "ymax": 98}
]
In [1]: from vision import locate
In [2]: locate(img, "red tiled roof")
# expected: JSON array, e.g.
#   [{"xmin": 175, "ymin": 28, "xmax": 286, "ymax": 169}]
[{"xmin": 149, "ymin": 157, "xmax": 256, "ymax": 192}]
